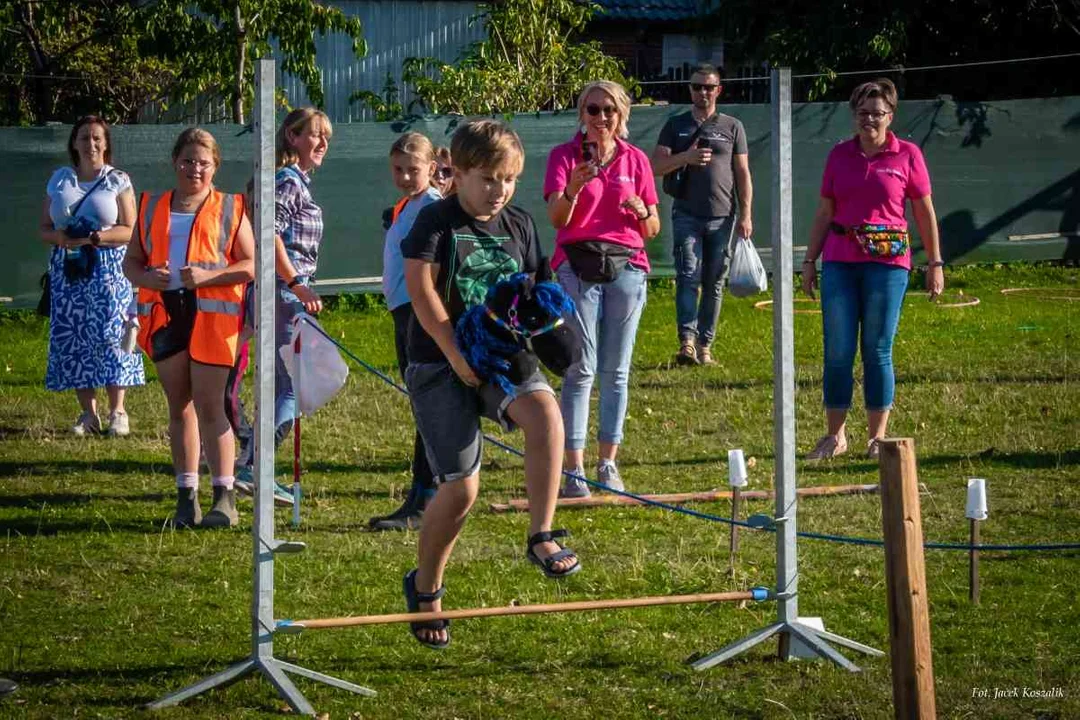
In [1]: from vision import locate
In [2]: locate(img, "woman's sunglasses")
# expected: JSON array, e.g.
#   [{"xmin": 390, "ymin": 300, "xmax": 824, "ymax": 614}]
[
  {"xmin": 585, "ymin": 104, "xmax": 617, "ymax": 118},
  {"xmin": 435, "ymin": 166, "xmax": 453, "ymax": 180}
]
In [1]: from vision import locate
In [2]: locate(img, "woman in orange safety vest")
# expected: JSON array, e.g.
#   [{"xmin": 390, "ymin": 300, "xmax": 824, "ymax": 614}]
[{"xmin": 123, "ymin": 128, "xmax": 255, "ymax": 529}]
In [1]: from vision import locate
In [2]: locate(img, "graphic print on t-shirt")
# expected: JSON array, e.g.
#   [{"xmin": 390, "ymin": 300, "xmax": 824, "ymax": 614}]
[{"xmin": 448, "ymin": 233, "xmax": 520, "ymax": 308}]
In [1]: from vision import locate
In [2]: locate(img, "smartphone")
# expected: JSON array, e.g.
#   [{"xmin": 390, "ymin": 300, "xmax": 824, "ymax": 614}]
[
  {"xmin": 696, "ymin": 137, "xmax": 711, "ymax": 150},
  {"xmin": 582, "ymin": 141, "xmax": 598, "ymax": 164}
]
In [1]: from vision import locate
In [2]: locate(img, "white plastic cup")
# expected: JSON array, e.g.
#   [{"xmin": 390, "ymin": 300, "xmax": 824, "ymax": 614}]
[
  {"xmin": 120, "ymin": 316, "xmax": 139, "ymax": 353},
  {"xmin": 966, "ymin": 478, "xmax": 988, "ymax": 520},
  {"xmin": 728, "ymin": 449, "xmax": 748, "ymax": 488}
]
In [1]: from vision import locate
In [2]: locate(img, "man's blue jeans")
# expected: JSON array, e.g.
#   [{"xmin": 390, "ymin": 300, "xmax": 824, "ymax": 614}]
[
  {"xmin": 672, "ymin": 208, "xmax": 735, "ymax": 346},
  {"xmin": 820, "ymin": 261, "xmax": 909, "ymax": 411},
  {"xmin": 556, "ymin": 262, "xmax": 647, "ymax": 449}
]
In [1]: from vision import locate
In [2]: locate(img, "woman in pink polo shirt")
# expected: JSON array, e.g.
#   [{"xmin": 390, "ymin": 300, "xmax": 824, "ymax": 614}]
[
  {"xmin": 801, "ymin": 79, "xmax": 945, "ymax": 461},
  {"xmin": 544, "ymin": 80, "xmax": 661, "ymax": 497}
]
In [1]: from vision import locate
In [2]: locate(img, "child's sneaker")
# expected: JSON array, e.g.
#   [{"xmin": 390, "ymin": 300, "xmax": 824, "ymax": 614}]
[
  {"xmin": 232, "ymin": 466, "xmax": 294, "ymax": 507},
  {"xmin": 105, "ymin": 410, "xmax": 130, "ymax": 437},
  {"xmin": 596, "ymin": 461, "xmax": 625, "ymax": 492},
  {"xmin": 233, "ymin": 466, "xmax": 255, "ymax": 495},
  {"xmin": 560, "ymin": 468, "xmax": 591, "ymax": 498},
  {"xmin": 72, "ymin": 411, "xmax": 101, "ymax": 436}
]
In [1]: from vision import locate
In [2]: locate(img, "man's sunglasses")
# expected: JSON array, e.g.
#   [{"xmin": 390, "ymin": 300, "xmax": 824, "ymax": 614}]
[
  {"xmin": 690, "ymin": 83, "xmax": 720, "ymax": 93},
  {"xmin": 585, "ymin": 104, "xmax": 617, "ymax": 118}
]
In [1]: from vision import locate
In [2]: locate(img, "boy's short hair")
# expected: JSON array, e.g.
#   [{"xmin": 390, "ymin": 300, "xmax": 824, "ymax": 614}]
[{"xmin": 450, "ymin": 120, "xmax": 524, "ymax": 174}]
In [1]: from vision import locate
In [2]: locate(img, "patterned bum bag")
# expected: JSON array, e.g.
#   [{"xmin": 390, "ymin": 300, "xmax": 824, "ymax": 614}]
[{"xmin": 830, "ymin": 222, "xmax": 909, "ymax": 258}]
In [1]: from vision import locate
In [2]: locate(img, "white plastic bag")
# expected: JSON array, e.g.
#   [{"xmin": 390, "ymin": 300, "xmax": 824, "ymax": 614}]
[
  {"xmin": 728, "ymin": 236, "xmax": 768, "ymax": 298},
  {"xmin": 279, "ymin": 313, "xmax": 349, "ymax": 416}
]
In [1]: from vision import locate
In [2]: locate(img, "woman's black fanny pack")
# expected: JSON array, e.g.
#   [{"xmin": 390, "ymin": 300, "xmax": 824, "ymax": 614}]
[{"xmin": 563, "ymin": 241, "xmax": 635, "ymax": 283}]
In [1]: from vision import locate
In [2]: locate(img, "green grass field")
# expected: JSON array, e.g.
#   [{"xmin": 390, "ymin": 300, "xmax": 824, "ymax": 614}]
[{"xmin": 1, "ymin": 265, "xmax": 1078, "ymax": 719}]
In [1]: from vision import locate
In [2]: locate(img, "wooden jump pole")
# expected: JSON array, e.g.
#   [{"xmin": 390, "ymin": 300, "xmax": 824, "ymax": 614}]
[
  {"xmin": 488, "ymin": 484, "xmax": 879, "ymax": 513},
  {"xmin": 278, "ymin": 589, "xmax": 768, "ymax": 632},
  {"xmin": 878, "ymin": 438, "xmax": 937, "ymax": 720}
]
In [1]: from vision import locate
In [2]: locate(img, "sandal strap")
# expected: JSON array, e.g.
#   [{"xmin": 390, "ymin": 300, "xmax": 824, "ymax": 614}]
[
  {"xmin": 413, "ymin": 584, "xmax": 446, "ymax": 603},
  {"xmin": 528, "ymin": 528, "xmax": 569, "ymax": 549},
  {"xmin": 540, "ymin": 548, "xmax": 576, "ymax": 565}
]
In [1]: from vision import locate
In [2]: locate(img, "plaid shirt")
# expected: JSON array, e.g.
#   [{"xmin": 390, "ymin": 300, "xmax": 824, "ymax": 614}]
[{"xmin": 275, "ymin": 165, "xmax": 323, "ymax": 278}]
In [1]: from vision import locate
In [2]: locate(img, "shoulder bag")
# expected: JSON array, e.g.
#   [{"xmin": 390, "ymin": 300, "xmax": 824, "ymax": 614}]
[
  {"xmin": 38, "ymin": 169, "xmax": 115, "ymax": 317},
  {"xmin": 661, "ymin": 113, "xmax": 716, "ymax": 199}
]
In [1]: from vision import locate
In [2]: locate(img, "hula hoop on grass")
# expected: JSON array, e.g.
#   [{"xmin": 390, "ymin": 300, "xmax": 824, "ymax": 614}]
[
  {"xmin": 931, "ymin": 293, "xmax": 980, "ymax": 309},
  {"xmin": 1000, "ymin": 287, "xmax": 1080, "ymax": 302},
  {"xmin": 754, "ymin": 299, "xmax": 821, "ymax": 314}
]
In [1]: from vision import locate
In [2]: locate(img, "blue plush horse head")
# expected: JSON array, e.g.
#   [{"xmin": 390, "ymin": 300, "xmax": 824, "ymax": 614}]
[{"xmin": 455, "ymin": 271, "xmax": 580, "ymax": 396}]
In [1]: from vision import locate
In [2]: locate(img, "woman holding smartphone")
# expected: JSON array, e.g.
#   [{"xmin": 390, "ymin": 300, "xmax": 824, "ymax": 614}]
[{"xmin": 543, "ymin": 80, "xmax": 661, "ymax": 498}]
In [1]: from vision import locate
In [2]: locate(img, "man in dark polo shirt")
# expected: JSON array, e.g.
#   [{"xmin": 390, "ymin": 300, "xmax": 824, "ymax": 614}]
[{"xmin": 651, "ymin": 63, "xmax": 754, "ymax": 366}]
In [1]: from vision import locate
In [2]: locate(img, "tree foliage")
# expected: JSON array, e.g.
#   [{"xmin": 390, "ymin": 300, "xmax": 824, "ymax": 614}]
[
  {"xmin": 1, "ymin": 0, "xmax": 367, "ymax": 125},
  {"xmin": 364, "ymin": 0, "xmax": 634, "ymax": 117},
  {"xmin": 708, "ymin": 0, "xmax": 1080, "ymax": 99}
]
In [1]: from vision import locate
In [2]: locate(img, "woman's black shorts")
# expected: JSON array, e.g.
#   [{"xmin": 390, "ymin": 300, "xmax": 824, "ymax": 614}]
[{"xmin": 150, "ymin": 289, "xmax": 197, "ymax": 362}]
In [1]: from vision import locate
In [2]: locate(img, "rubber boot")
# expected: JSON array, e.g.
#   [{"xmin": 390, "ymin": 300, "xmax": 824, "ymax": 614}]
[
  {"xmin": 170, "ymin": 487, "xmax": 202, "ymax": 529},
  {"xmin": 201, "ymin": 486, "xmax": 238, "ymax": 528},
  {"xmin": 369, "ymin": 485, "xmax": 434, "ymax": 531}
]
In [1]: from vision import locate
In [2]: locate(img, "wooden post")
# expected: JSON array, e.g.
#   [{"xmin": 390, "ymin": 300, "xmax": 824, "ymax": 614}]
[
  {"xmin": 878, "ymin": 438, "xmax": 936, "ymax": 720},
  {"xmin": 969, "ymin": 519, "xmax": 980, "ymax": 605},
  {"xmin": 728, "ymin": 487, "xmax": 742, "ymax": 574}
]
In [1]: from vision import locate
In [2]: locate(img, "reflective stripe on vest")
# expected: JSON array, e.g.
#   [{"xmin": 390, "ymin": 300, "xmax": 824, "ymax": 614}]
[
  {"xmin": 141, "ymin": 193, "xmax": 163, "ymax": 258},
  {"xmin": 187, "ymin": 260, "xmax": 228, "ymax": 271},
  {"xmin": 196, "ymin": 298, "xmax": 242, "ymax": 315},
  {"xmin": 137, "ymin": 302, "xmax": 154, "ymax": 316},
  {"xmin": 217, "ymin": 194, "xmax": 235, "ymax": 260}
]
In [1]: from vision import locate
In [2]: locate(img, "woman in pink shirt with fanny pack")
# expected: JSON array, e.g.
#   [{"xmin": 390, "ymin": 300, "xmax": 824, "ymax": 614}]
[
  {"xmin": 801, "ymin": 78, "xmax": 945, "ymax": 461},
  {"xmin": 544, "ymin": 80, "xmax": 661, "ymax": 497}
]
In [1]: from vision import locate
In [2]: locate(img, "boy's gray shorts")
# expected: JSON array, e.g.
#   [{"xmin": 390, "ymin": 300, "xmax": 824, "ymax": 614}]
[{"xmin": 404, "ymin": 361, "xmax": 554, "ymax": 484}]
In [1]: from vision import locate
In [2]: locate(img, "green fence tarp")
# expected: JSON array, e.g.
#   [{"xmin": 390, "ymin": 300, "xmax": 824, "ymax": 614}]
[{"xmin": 2, "ymin": 97, "xmax": 1078, "ymax": 307}]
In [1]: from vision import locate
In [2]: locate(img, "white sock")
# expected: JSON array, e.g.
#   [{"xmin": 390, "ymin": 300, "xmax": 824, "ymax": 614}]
[
  {"xmin": 211, "ymin": 475, "xmax": 235, "ymax": 490},
  {"xmin": 176, "ymin": 472, "xmax": 198, "ymax": 489}
]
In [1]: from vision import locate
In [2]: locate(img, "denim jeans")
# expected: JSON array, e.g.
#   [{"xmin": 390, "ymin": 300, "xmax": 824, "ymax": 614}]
[
  {"xmin": 672, "ymin": 208, "xmax": 735, "ymax": 346},
  {"xmin": 820, "ymin": 262, "xmax": 909, "ymax": 411},
  {"xmin": 556, "ymin": 262, "xmax": 647, "ymax": 449}
]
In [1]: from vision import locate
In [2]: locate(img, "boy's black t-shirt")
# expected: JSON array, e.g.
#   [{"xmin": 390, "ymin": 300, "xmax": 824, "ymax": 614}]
[{"xmin": 401, "ymin": 195, "xmax": 542, "ymax": 363}]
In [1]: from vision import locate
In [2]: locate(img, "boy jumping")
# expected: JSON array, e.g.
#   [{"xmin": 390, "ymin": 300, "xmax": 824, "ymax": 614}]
[{"xmin": 401, "ymin": 119, "xmax": 580, "ymax": 649}]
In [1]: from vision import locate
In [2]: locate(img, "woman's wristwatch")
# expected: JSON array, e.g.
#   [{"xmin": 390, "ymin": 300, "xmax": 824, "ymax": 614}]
[
  {"xmin": 928, "ymin": 260, "xmax": 945, "ymax": 268},
  {"xmin": 89, "ymin": 230, "xmax": 101, "ymax": 247},
  {"xmin": 287, "ymin": 276, "xmax": 302, "ymax": 289}
]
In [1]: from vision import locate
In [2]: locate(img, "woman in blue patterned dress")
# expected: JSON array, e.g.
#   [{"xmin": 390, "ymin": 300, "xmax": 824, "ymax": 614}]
[{"xmin": 39, "ymin": 116, "xmax": 145, "ymax": 436}]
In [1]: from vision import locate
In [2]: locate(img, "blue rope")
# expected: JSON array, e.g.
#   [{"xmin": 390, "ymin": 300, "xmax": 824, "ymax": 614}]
[{"xmin": 303, "ymin": 318, "xmax": 1080, "ymax": 555}]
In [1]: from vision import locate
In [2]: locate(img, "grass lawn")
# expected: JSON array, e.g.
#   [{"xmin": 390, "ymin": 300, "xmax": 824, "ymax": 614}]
[{"xmin": 1, "ymin": 264, "xmax": 1078, "ymax": 719}]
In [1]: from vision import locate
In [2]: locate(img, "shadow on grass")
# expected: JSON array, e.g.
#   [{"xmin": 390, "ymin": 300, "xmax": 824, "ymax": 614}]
[
  {"xmin": 0, "ymin": 515, "xmax": 163, "ymax": 536},
  {"xmin": 918, "ymin": 449, "xmax": 1080, "ymax": 470},
  {"xmin": 0, "ymin": 459, "xmax": 172, "ymax": 477},
  {"xmin": 304, "ymin": 458, "xmax": 411, "ymax": 476},
  {"xmin": 0, "ymin": 491, "xmax": 166, "ymax": 508}
]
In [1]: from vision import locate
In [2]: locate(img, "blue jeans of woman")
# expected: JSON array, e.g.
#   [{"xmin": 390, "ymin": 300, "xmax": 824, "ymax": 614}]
[
  {"xmin": 672, "ymin": 208, "xmax": 735, "ymax": 346},
  {"xmin": 556, "ymin": 262, "xmax": 647, "ymax": 450},
  {"xmin": 821, "ymin": 262, "xmax": 908, "ymax": 411}
]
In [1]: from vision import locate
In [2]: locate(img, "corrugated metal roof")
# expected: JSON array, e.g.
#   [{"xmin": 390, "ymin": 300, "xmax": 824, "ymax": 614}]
[{"xmin": 593, "ymin": 0, "xmax": 702, "ymax": 21}]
